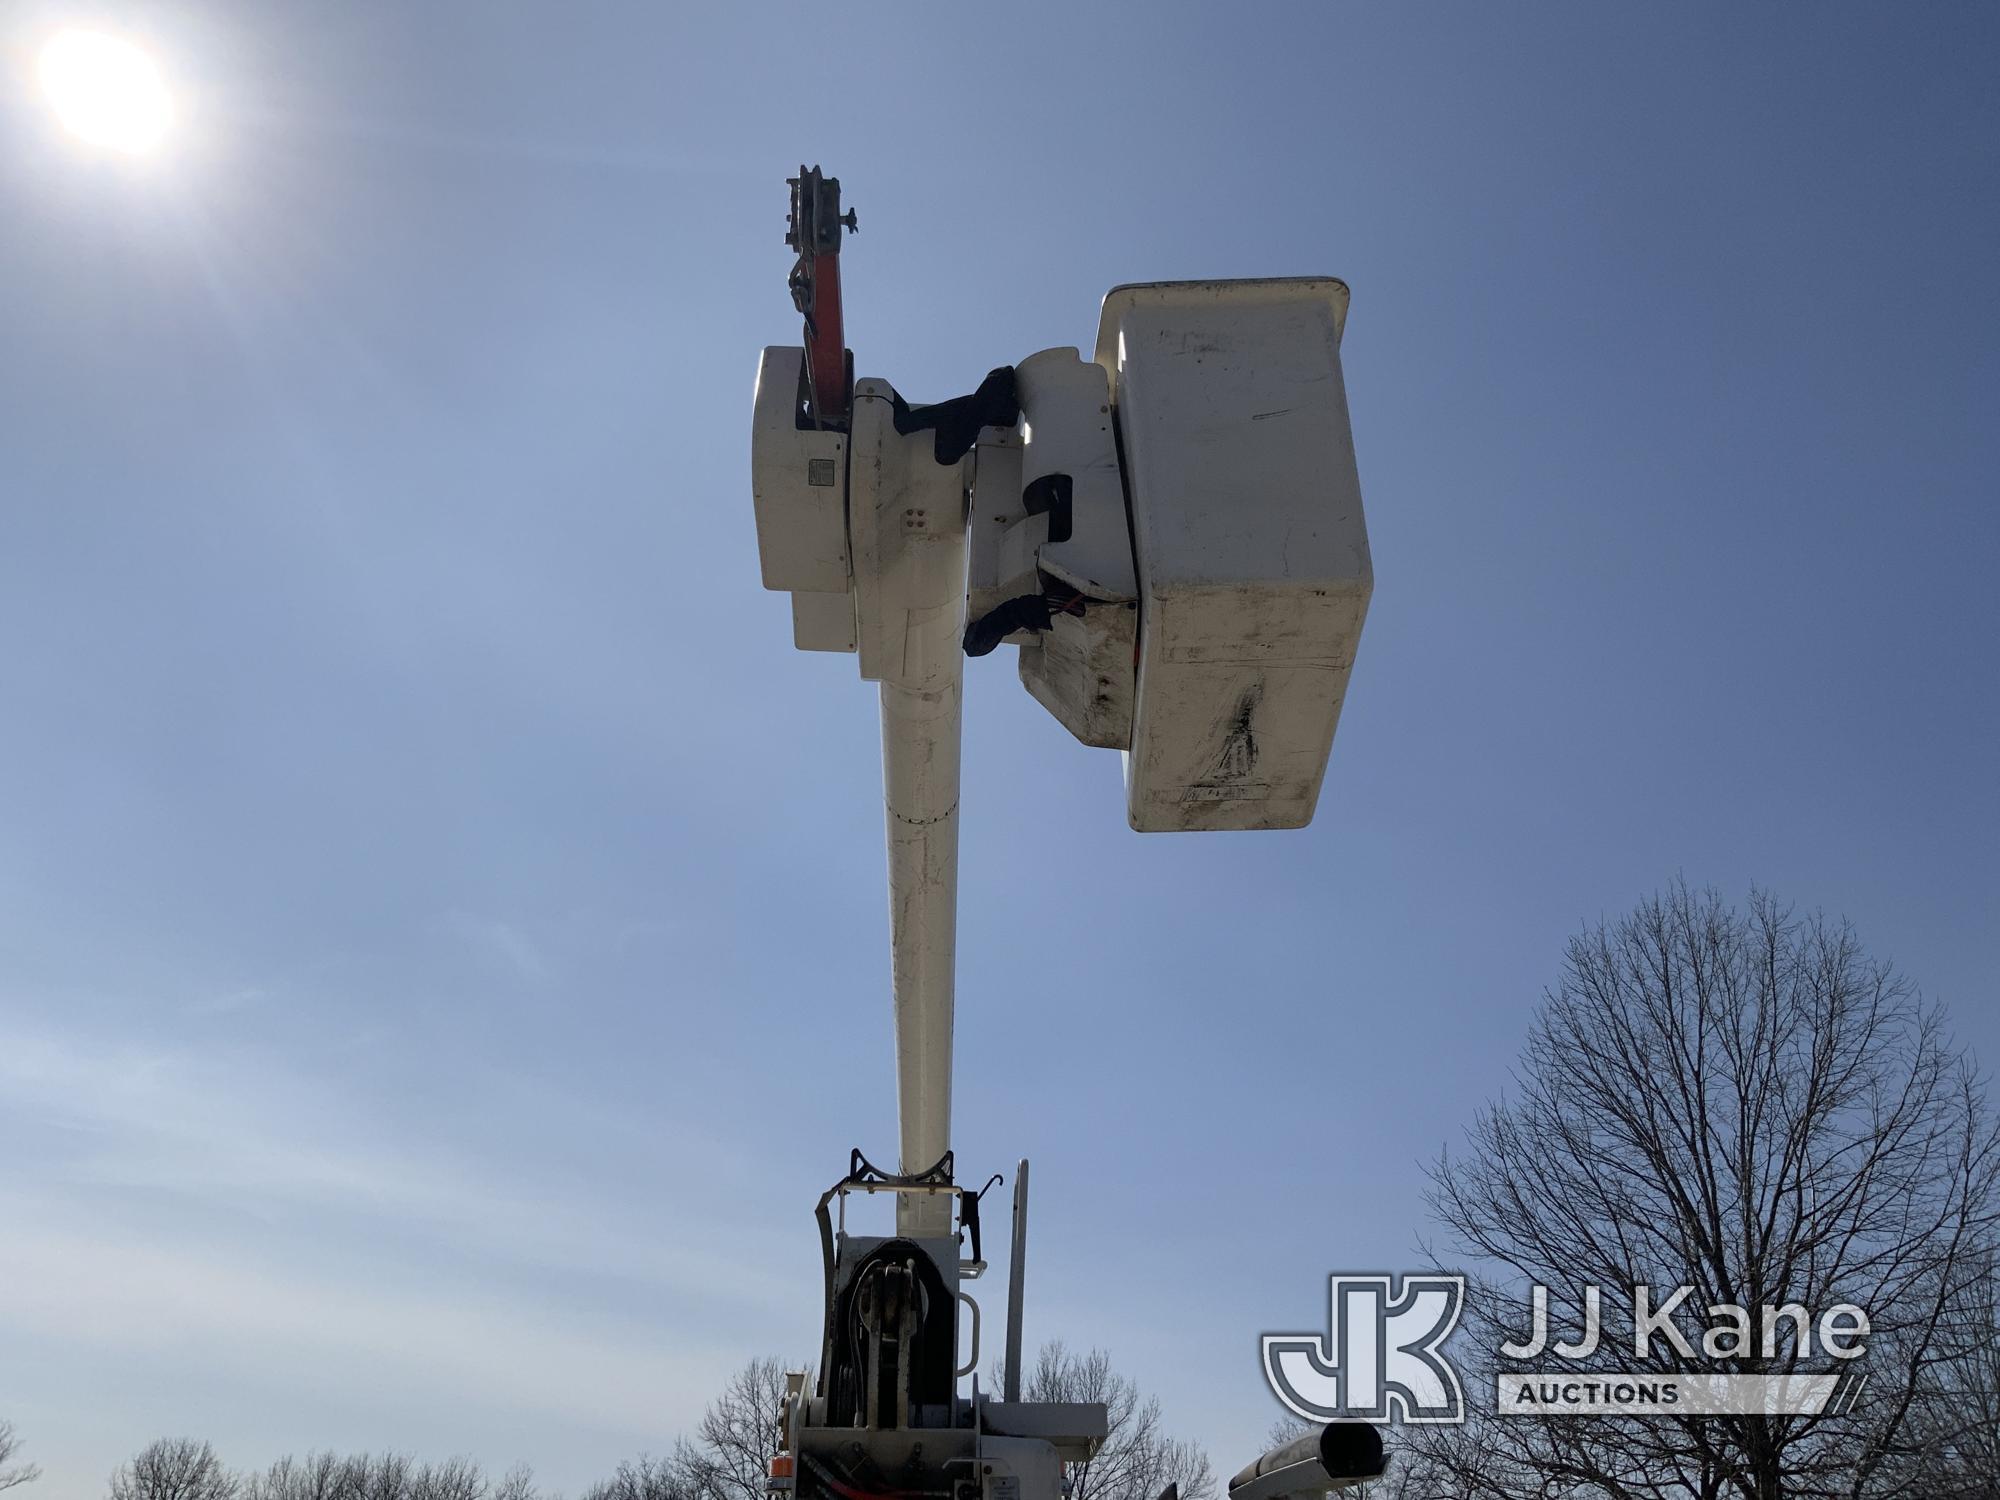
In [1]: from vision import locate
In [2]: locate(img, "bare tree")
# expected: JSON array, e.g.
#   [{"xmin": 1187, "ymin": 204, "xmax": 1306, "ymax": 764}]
[
  {"xmin": 1011, "ymin": 1343, "xmax": 1215, "ymax": 1500},
  {"xmin": 1900, "ymin": 1245, "xmax": 2000, "ymax": 1500},
  {"xmin": 578, "ymin": 1454, "xmax": 695, "ymax": 1500},
  {"xmin": 585, "ymin": 1357, "xmax": 792, "ymax": 1500},
  {"xmin": 491, "ymin": 1465, "xmax": 544, "ymax": 1500},
  {"xmin": 238, "ymin": 1453, "xmax": 301, "ymax": 1500},
  {"xmin": 0, "ymin": 1421, "xmax": 40, "ymax": 1493},
  {"xmin": 109, "ymin": 1439, "xmax": 238, "ymax": 1500},
  {"xmin": 407, "ymin": 1457, "xmax": 488, "ymax": 1500},
  {"xmin": 239, "ymin": 1450, "xmax": 365, "ymax": 1500},
  {"xmin": 236, "ymin": 1450, "xmax": 541, "ymax": 1500},
  {"xmin": 680, "ymin": 1358, "xmax": 792, "ymax": 1500},
  {"xmin": 1423, "ymin": 883, "xmax": 1999, "ymax": 1500},
  {"xmin": 362, "ymin": 1455, "xmax": 418, "ymax": 1500}
]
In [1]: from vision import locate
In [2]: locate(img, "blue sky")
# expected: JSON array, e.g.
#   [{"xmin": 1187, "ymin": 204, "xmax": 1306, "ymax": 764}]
[{"xmin": 2, "ymin": 2, "xmax": 1997, "ymax": 1495}]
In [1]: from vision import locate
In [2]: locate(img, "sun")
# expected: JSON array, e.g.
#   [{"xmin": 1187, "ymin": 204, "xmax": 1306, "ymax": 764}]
[{"xmin": 38, "ymin": 28, "xmax": 173, "ymax": 154}]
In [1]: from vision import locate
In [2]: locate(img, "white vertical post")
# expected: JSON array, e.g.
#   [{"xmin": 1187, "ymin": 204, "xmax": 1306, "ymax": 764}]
[
  {"xmin": 849, "ymin": 380, "xmax": 971, "ymax": 1240},
  {"xmin": 1004, "ymin": 1157, "xmax": 1030, "ymax": 1400},
  {"xmin": 882, "ymin": 672, "xmax": 961, "ymax": 1238}
]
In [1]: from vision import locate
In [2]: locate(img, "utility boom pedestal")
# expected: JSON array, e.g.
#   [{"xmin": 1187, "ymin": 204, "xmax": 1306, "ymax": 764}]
[{"xmin": 751, "ymin": 167, "xmax": 1381, "ymax": 1500}]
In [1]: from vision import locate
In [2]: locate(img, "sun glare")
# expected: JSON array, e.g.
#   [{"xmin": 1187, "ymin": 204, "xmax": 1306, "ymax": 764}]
[{"xmin": 38, "ymin": 28, "xmax": 173, "ymax": 154}]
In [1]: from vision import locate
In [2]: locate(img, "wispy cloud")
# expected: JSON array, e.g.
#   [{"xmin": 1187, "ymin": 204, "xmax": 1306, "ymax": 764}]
[
  {"xmin": 0, "ymin": 1024, "xmax": 798, "ymax": 1314},
  {"xmin": 0, "ymin": 1016, "xmax": 828, "ymax": 1481},
  {"xmin": 0, "ymin": 1211, "xmax": 725, "ymax": 1435},
  {"xmin": 436, "ymin": 911, "xmax": 554, "ymax": 985}
]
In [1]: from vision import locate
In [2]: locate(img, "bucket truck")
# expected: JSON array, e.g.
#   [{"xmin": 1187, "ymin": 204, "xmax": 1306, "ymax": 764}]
[{"xmin": 750, "ymin": 167, "xmax": 1381, "ymax": 1500}]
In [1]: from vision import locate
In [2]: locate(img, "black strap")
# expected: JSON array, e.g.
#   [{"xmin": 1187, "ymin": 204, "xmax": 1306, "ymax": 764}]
[{"xmin": 891, "ymin": 366, "xmax": 1020, "ymax": 465}]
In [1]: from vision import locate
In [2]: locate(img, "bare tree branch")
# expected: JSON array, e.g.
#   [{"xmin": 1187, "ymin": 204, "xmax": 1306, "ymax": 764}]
[
  {"xmin": 1002, "ymin": 1342, "xmax": 1215, "ymax": 1500},
  {"xmin": 579, "ymin": 1452, "xmax": 695, "ymax": 1500},
  {"xmin": 1421, "ymin": 883, "xmax": 1999, "ymax": 1500},
  {"xmin": 109, "ymin": 1438, "xmax": 238, "ymax": 1500},
  {"xmin": 0, "ymin": 1421, "xmax": 40, "ymax": 1494}
]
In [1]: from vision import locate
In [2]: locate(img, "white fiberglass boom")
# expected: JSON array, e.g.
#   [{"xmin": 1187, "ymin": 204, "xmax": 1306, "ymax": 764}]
[{"xmin": 754, "ymin": 174, "xmax": 1371, "ymax": 1230}]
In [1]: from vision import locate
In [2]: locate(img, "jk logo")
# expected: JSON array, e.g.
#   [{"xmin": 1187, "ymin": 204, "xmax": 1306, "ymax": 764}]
[{"xmin": 1263, "ymin": 1274, "xmax": 1467, "ymax": 1424}]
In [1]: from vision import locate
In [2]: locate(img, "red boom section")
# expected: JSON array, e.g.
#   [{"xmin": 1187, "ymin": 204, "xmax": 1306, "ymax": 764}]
[
  {"xmin": 805, "ymin": 249, "xmax": 847, "ymax": 424},
  {"xmin": 787, "ymin": 166, "xmax": 856, "ymax": 428}
]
